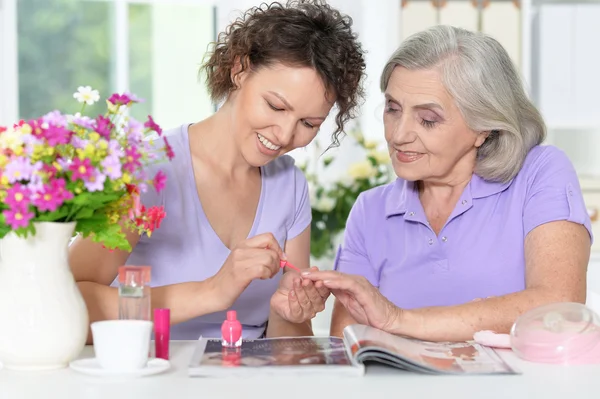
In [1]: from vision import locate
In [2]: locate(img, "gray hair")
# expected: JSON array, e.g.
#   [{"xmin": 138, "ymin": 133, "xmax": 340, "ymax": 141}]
[{"xmin": 380, "ymin": 25, "xmax": 546, "ymax": 183}]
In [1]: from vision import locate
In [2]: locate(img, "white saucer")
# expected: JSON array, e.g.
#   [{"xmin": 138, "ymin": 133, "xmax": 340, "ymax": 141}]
[{"xmin": 69, "ymin": 358, "xmax": 170, "ymax": 377}]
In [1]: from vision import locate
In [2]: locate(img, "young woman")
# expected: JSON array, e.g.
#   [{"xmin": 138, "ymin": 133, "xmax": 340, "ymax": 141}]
[{"xmin": 69, "ymin": 0, "xmax": 366, "ymax": 342}]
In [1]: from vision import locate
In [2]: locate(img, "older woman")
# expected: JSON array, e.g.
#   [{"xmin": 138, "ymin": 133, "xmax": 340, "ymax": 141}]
[{"xmin": 302, "ymin": 25, "xmax": 593, "ymax": 342}]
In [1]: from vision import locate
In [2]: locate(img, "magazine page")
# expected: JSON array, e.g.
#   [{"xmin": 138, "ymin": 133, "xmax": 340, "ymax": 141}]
[
  {"xmin": 188, "ymin": 336, "xmax": 364, "ymax": 377},
  {"xmin": 343, "ymin": 324, "xmax": 518, "ymax": 375}
]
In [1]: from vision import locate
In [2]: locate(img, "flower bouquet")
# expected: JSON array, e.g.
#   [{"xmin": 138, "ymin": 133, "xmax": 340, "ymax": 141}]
[
  {"xmin": 0, "ymin": 86, "xmax": 173, "ymax": 370},
  {"xmin": 0, "ymin": 86, "xmax": 173, "ymax": 250}
]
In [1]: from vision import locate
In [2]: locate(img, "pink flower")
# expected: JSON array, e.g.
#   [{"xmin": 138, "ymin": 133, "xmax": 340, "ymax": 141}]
[
  {"xmin": 163, "ymin": 137, "xmax": 175, "ymax": 160},
  {"xmin": 153, "ymin": 170, "xmax": 167, "ymax": 193},
  {"xmin": 107, "ymin": 93, "xmax": 132, "ymax": 106},
  {"xmin": 52, "ymin": 178, "xmax": 73, "ymax": 202},
  {"xmin": 4, "ymin": 157, "xmax": 35, "ymax": 183},
  {"xmin": 123, "ymin": 146, "xmax": 142, "ymax": 173},
  {"xmin": 84, "ymin": 170, "xmax": 106, "ymax": 192},
  {"xmin": 42, "ymin": 111, "xmax": 68, "ymax": 128},
  {"xmin": 32, "ymin": 178, "xmax": 71, "ymax": 212},
  {"xmin": 95, "ymin": 115, "xmax": 113, "ymax": 140},
  {"xmin": 5, "ymin": 183, "xmax": 31, "ymax": 208},
  {"xmin": 3, "ymin": 205, "xmax": 34, "ymax": 230},
  {"xmin": 70, "ymin": 158, "xmax": 94, "ymax": 180},
  {"xmin": 43, "ymin": 123, "xmax": 72, "ymax": 146},
  {"xmin": 101, "ymin": 155, "xmax": 122, "ymax": 179},
  {"xmin": 144, "ymin": 115, "xmax": 162, "ymax": 136}
]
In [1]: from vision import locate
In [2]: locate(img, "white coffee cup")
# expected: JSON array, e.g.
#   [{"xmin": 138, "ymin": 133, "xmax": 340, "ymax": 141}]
[{"xmin": 91, "ymin": 320, "xmax": 153, "ymax": 372}]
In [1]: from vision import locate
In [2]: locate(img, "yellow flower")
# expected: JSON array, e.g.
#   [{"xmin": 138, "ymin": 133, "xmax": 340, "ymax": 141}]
[
  {"xmin": 0, "ymin": 175, "xmax": 8, "ymax": 186},
  {"xmin": 364, "ymin": 140, "xmax": 378, "ymax": 150},
  {"xmin": 13, "ymin": 146, "xmax": 24, "ymax": 156},
  {"xmin": 89, "ymin": 132, "xmax": 101, "ymax": 142},
  {"xmin": 53, "ymin": 161, "xmax": 62, "ymax": 171},
  {"xmin": 0, "ymin": 154, "xmax": 8, "ymax": 168},
  {"xmin": 122, "ymin": 173, "xmax": 132, "ymax": 184},
  {"xmin": 369, "ymin": 150, "xmax": 390, "ymax": 165},
  {"xmin": 348, "ymin": 160, "xmax": 377, "ymax": 180},
  {"xmin": 98, "ymin": 139, "xmax": 108, "ymax": 150},
  {"xmin": 20, "ymin": 124, "xmax": 32, "ymax": 135}
]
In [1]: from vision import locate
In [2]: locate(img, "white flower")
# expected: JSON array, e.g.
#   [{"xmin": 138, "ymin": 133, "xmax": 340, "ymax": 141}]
[
  {"xmin": 0, "ymin": 127, "xmax": 24, "ymax": 151},
  {"xmin": 339, "ymin": 173, "xmax": 355, "ymax": 188},
  {"xmin": 307, "ymin": 180, "xmax": 317, "ymax": 204},
  {"xmin": 73, "ymin": 86, "xmax": 100, "ymax": 105},
  {"xmin": 314, "ymin": 196, "xmax": 336, "ymax": 212},
  {"xmin": 348, "ymin": 160, "xmax": 377, "ymax": 180}
]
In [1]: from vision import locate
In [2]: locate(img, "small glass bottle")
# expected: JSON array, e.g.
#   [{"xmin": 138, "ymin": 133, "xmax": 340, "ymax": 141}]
[{"xmin": 118, "ymin": 265, "xmax": 151, "ymax": 321}]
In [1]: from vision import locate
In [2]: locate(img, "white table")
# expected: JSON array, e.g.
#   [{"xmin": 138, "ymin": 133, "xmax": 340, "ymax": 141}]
[{"xmin": 1, "ymin": 341, "xmax": 599, "ymax": 399}]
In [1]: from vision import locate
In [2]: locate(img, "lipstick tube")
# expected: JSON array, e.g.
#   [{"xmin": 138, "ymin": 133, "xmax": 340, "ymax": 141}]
[{"xmin": 154, "ymin": 308, "xmax": 170, "ymax": 360}]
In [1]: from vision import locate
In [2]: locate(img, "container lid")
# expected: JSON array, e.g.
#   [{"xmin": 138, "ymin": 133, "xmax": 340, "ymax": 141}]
[{"xmin": 118, "ymin": 265, "xmax": 151, "ymax": 285}]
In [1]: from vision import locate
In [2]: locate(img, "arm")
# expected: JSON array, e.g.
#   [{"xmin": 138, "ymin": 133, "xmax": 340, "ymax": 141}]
[
  {"xmin": 266, "ymin": 225, "xmax": 315, "ymax": 337},
  {"xmin": 329, "ymin": 148, "xmax": 592, "ymax": 341},
  {"xmin": 329, "ymin": 298, "xmax": 357, "ymax": 337},
  {"xmin": 389, "ymin": 220, "xmax": 589, "ymax": 341},
  {"xmin": 69, "ymin": 231, "xmax": 222, "ymax": 344}
]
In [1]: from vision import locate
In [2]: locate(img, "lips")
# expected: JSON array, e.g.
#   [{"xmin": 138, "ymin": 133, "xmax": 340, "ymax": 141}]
[{"xmin": 395, "ymin": 150, "xmax": 424, "ymax": 163}]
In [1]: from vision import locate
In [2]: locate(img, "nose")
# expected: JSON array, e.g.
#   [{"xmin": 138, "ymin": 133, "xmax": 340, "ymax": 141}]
[
  {"xmin": 274, "ymin": 117, "xmax": 296, "ymax": 147},
  {"xmin": 386, "ymin": 113, "xmax": 417, "ymax": 145}
]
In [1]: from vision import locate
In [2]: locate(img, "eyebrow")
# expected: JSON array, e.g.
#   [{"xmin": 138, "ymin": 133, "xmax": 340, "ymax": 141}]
[
  {"xmin": 268, "ymin": 91, "xmax": 327, "ymax": 121},
  {"xmin": 385, "ymin": 93, "xmax": 443, "ymax": 112}
]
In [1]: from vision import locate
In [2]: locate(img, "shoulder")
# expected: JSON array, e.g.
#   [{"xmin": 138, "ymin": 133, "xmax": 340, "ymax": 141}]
[
  {"xmin": 353, "ymin": 179, "xmax": 401, "ymax": 219},
  {"xmin": 518, "ymin": 145, "xmax": 576, "ymax": 180}
]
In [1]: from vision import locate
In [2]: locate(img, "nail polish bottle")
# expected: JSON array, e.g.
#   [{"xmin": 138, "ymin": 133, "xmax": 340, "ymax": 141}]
[
  {"xmin": 221, "ymin": 310, "xmax": 242, "ymax": 348},
  {"xmin": 154, "ymin": 308, "xmax": 170, "ymax": 360}
]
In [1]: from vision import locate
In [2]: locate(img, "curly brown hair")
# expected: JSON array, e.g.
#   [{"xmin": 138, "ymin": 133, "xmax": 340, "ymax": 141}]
[{"xmin": 200, "ymin": 0, "xmax": 366, "ymax": 146}]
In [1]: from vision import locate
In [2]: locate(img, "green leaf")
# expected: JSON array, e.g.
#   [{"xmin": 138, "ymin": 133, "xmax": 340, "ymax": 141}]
[
  {"xmin": 75, "ymin": 207, "xmax": 95, "ymax": 219},
  {"xmin": 36, "ymin": 206, "xmax": 70, "ymax": 222},
  {"xmin": 91, "ymin": 223, "xmax": 131, "ymax": 251}
]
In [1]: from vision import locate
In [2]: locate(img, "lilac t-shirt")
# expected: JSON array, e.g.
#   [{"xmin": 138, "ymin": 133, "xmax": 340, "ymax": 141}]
[
  {"xmin": 335, "ymin": 145, "xmax": 594, "ymax": 308},
  {"xmin": 122, "ymin": 124, "xmax": 311, "ymax": 340}
]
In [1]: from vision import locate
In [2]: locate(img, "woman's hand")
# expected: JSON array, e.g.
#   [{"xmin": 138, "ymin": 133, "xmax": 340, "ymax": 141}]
[
  {"xmin": 209, "ymin": 233, "xmax": 284, "ymax": 310},
  {"xmin": 301, "ymin": 270, "xmax": 401, "ymax": 332},
  {"xmin": 270, "ymin": 266, "xmax": 330, "ymax": 324}
]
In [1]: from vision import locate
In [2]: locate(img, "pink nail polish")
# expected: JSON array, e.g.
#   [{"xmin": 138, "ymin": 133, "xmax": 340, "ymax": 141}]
[
  {"xmin": 221, "ymin": 310, "xmax": 242, "ymax": 348},
  {"xmin": 154, "ymin": 308, "xmax": 170, "ymax": 360},
  {"xmin": 279, "ymin": 260, "xmax": 301, "ymax": 272}
]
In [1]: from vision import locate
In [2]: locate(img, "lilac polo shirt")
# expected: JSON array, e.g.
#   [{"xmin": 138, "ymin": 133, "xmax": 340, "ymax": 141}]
[
  {"xmin": 120, "ymin": 124, "xmax": 311, "ymax": 340},
  {"xmin": 335, "ymin": 145, "xmax": 594, "ymax": 308}
]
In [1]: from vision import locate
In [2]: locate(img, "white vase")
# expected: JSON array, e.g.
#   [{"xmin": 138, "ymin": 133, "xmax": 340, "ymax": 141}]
[{"xmin": 0, "ymin": 221, "xmax": 89, "ymax": 370}]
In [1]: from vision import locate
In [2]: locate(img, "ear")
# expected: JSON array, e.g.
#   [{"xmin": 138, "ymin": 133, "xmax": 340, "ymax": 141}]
[
  {"xmin": 230, "ymin": 56, "xmax": 249, "ymax": 89},
  {"xmin": 475, "ymin": 130, "xmax": 494, "ymax": 148}
]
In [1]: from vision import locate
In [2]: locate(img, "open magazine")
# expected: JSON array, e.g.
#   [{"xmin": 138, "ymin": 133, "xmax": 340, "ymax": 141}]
[{"xmin": 188, "ymin": 324, "xmax": 518, "ymax": 377}]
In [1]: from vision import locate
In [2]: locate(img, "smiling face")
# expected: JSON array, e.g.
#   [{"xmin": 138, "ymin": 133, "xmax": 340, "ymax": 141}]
[
  {"xmin": 383, "ymin": 66, "xmax": 488, "ymax": 184},
  {"xmin": 227, "ymin": 62, "xmax": 334, "ymax": 167}
]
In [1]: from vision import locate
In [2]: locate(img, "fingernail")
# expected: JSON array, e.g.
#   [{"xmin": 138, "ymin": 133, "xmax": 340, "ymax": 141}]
[
  {"xmin": 301, "ymin": 271, "xmax": 310, "ymax": 276},
  {"xmin": 282, "ymin": 252, "xmax": 288, "ymax": 260},
  {"xmin": 290, "ymin": 290, "xmax": 296, "ymax": 297}
]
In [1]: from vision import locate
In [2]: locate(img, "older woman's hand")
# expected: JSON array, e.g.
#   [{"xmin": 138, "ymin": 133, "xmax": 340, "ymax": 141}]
[
  {"xmin": 301, "ymin": 270, "xmax": 401, "ymax": 332},
  {"xmin": 270, "ymin": 267, "xmax": 330, "ymax": 324}
]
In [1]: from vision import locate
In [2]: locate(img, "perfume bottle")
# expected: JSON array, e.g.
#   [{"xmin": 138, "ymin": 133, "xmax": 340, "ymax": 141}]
[
  {"xmin": 118, "ymin": 265, "xmax": 151, "ymax": 321},
  {"xmin": 221, "ymin": 310, "xmax": 242, "ymax": 348}
]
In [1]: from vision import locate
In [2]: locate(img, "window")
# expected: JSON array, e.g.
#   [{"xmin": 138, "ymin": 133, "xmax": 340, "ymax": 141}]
[{"xmin": 3, "ymin": 0, "xmax": 216, "ymax": 129}]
